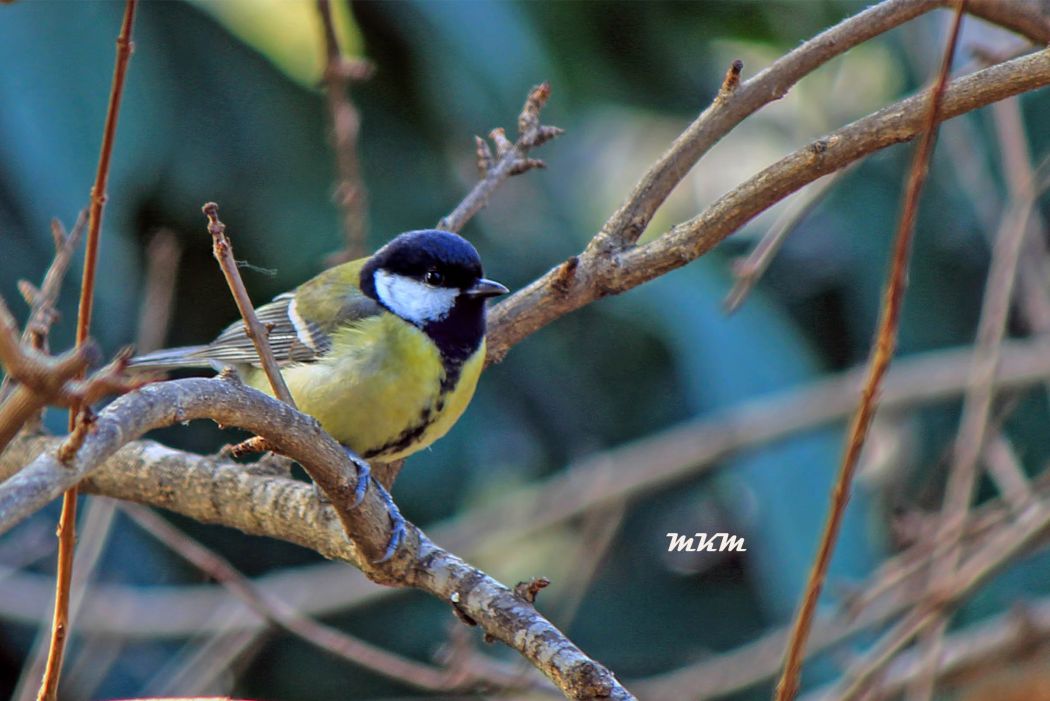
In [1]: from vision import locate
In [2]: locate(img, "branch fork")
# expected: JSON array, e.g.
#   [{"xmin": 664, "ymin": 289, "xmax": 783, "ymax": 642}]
[{"xmin": 439, "ymin": 81, "xmax": 564, "ymax": 233}]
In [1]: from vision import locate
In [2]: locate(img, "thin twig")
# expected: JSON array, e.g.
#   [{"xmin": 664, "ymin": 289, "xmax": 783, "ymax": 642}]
[
  {"xmin": 0, "ymin": 307, "xmax": 139, "ymax": 456},
  {"xmin": 24, "ymin": 214, "xmax": 87, "ymax": 351},
  {"xmin": 585, "ymin": 0, "xmax": 941, "ymax": 258},
  {"xmin": 39, "ymin": 2, "xmax": 136, "ymax": 698},
  {"xmin": 633, "ymin": 479, "xmax": 1050, "ymax": 701},
  {"xmin": 316, "ymin": 0, "xmax": 373, "ymax": 262},
  {"xmin": 0, "ymin": 300, "xmax": 96, "ymax": 452},
  {"xmin": 799, "ymin": 593, "xmax": 1050, "ymax": 701},
  {"xmin": 136, "ymin": 229, "xmax": 183, "ymax": 353},
  {"xmin": 833, "ymin": 497, "xmax": 1050, "ymax": 701},
  {"xmin": 773, "ymin": 4, "xmax": 967, "ymax": 699},
  {"xmin": 724, "ymin": 167, "xmax": 850, "ymax": 313},
  {"xmin": 438, "ymin": 82, "xmax": 563, "ymax": 233},
  {"xmin": 982, "ymin": 434, "xmax": 1034, "ymax": 513},
  {"xmin": 910, "ymin": 40, "xmax": 1041, "ymax": 701},
  {"xmin": 201, "ymin": 203, "xmax": 296, "ymax": 409},
  {"xmin": 991, "ymin": 107, "xmax": 1050, "ymax": 335},
  {"xmin": 0, "ymin": 214, "xmax": 87, "ymax": 407},
  {"xmin": 15, "ymin": 498, "xmax": 119, "ymax": 701}
]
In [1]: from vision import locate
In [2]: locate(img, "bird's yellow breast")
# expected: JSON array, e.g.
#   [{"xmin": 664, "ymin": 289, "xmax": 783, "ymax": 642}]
[{"xmin": 246, "ymin": 313, "xmax": 484, "ymax": 461}]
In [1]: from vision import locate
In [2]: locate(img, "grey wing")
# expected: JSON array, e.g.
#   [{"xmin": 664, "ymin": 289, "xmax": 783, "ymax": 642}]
[{"xmin": 201, "ymin": 292, "xmax": 381, "ymax": 367}]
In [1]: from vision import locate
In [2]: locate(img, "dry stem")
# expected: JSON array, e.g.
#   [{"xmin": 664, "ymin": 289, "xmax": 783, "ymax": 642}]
[
  {"xmin": 316, "ymin": 0, "xmax": 372, "ymax": 262},
  {"xmin": 40, "ymin": 2, "xmax": 137, "ymax": 698},
  {"xmin": 438, "ymin": 82, "xmax": 563, "ymax": 233},
  {"xmin": 774, "ymin": 4, "xmax": 967, "ymax": 699},
  {"xmin": 201, "ymin": 203, "xmax": 296, "ymax": 409}
]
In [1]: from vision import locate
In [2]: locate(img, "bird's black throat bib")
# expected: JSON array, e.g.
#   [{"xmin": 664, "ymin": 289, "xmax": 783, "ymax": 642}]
[{"xmin": 424, "ymin": 296, "xmax": 486, "ymax": 382}]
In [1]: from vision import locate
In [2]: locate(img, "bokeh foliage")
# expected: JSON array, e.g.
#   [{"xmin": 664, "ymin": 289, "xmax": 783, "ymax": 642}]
[{"xmin": 1, "ymin": 1, "xmax": 1048, "ymax": 699}]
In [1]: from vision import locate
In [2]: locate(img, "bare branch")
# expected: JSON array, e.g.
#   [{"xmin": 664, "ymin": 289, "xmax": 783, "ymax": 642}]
[
  {"xmin": 135, "ymin": 229, "xmax": 183, "ymax": 353},
  {"xmin": 962, "ymin": 0, "xmax": 1050, "ymax": 43},
  {"xmin": 0, "ymin": 378, "xmax": 634, "ymax": 700},
  {"xmin": 586, "ymin": 0, "xmax": 943, "ymax": 257},
  {"xmin": 799, "ymin": 595, "xmax": 1050, "ymax": 701},
  {"xmin": 41, "ymin": 1, "xmax": 138, "ymax": 697},
  {"xmin": 0, "ymin": 298, "xmax": 139, "ymax": 454},
  {"xmin": 202, "ymin": 203, "xmax": 296, "ymax": 409},
  {"xmin": 3, "ymin": 339, "xmax": 1050, "ymax": 637},
  {"xmin": 775, "ymin": 6, "xmax": 967, "ymax": 698},
  {"xmin": 487, "ymin": 46, "xmax": 1050, "ymax": 364},
  {"xmin": 724, "ymin": 168, "xmax": 849, "ymax": 313},
  {"xmin": 438, "ymin": 82, "xmax": 563, "ymax": 233},
  {"xmin": 23, "ymin": 213, "xmax": 87, "ymax": 351},
  {"xmin": 316, "ymin": 0, "xmax": 373, "ymax": 262}
]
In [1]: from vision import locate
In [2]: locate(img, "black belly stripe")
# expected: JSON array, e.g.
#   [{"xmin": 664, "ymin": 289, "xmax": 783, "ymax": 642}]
[{"xmin": 362, "ymin": 356, "xmax": 465, "ymax": 459}]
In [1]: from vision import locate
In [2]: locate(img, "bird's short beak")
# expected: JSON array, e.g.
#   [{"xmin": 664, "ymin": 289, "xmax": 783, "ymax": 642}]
[{"xmin": 465, "ymin": 278, "xmax": 509, "ymax": 298}]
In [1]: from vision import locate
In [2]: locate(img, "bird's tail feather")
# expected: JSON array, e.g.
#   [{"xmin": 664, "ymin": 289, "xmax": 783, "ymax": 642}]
[{"xmin": 127, "ymin": 345, "xmax": 213, "ymax": 371}]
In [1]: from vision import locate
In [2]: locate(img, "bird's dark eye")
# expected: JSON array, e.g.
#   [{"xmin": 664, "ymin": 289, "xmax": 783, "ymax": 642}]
[{"xmin": 424, "ymin": 270, "xmax": 444, "ymax": 286}]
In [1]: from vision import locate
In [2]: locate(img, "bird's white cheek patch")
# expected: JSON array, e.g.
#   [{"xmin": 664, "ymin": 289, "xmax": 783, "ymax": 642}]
[{"xmin": 374, "ymin": 271, "xmax": 458, "ymax": 325}]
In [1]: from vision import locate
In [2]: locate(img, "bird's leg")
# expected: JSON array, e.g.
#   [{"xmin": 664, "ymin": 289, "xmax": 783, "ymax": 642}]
[
  {"xmin": 340, "ymin": 448, "xmax": 405, "ymax": 562},
  {"xmin": 371, "ymin": 480, "xmax": 406, "ymax": 563}
]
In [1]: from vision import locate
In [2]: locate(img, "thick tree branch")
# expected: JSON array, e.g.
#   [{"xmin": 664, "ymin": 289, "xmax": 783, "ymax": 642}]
[
  {"xmin": 961, "ymin": 0, "xmax": 1050, "ymax": 44},
  {"xmin": 0, "ymin": 377, "xmax": 632, "ymax": 700},
  {"xmin": 3, "ymin": 339, "xmax": 1050, "ymax": 636},
  {"xmin": 3, "ymin": 3, "xmax": 1048, "ymax": 698},
  {"xmin": 487, "ymin": 47, "xmax": 1050, "ymax": 363},
  {"xmin": 587, "ymin": 0, "xmax": 940, "ymax": 256}
]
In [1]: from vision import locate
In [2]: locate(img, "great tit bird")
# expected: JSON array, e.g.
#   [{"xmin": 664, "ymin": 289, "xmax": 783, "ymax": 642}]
[{"xmin": 130, "ymin": 229, "xmax": 508, "ymax": 559}]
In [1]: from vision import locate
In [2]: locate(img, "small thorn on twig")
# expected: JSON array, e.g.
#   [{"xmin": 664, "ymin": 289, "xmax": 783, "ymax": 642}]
[
  {"xmin": 57, "ymin": 407, "xmax": 97, "ymax": 464},
  {"xmin": 474, "ymin": 135, "xmax": 494, "ymax": 176},
  {"xmin": 50, "ymin": 218, "xmax": 68, "ymax": 250},
  {"xmin": 18, "ymin": 281, "xmax": 41, "ymax": 307},
  {"xmin": 508, "ymin": 158, "xmax": 546, "ymax": 176},
  {"xmin": 226, "ymin": 435, "xmax": 277, "ymax": 459},
  {"xmin": 528, "ymin": 124, "xmax": 565, "ymax": 148},
  {"xmin": 489, "ymin": 127, "xmax": 514, "ymax": 159},
  {"xmin": 514, "ymin": 576, "xmax": 551, "ymax": 604},
  {"xmin": 552, "ymin": 256, "xmax": 579, "ymax": 294},
  {"xmin": 719, "ymin": 59, "xmax": 744, "ymax": 98},
  {"xmin": 518, "ymin": 81, "xmax": 552, "ymax": 136}
]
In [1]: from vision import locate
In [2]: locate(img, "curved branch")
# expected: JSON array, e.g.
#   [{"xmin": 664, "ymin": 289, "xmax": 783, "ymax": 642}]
[
  {"xmin": 962, "ymin": 0, "xmax": 1050, "ymax": 44},
  {"xmin": 3, "ymin": 338, "xmax": 1050, "ymax": 637},
  {"xmin": 586, "ymin": 0, "xmax": 940, "ymax": 256},
  {"xmin": 0, "ymin": 378, "xmax": 633, "ymax": 701},
  {"xmin": 487, "ymin": 48, "xmax": 1050, "ymax": 362}
]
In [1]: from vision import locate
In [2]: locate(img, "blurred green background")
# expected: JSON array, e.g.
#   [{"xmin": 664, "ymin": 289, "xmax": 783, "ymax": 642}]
[{"xmin": 1, "ymin": 1, "xmax": 1049, "ymax": 699}]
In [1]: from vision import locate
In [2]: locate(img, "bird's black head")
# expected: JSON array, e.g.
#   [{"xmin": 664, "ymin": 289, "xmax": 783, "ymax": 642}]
[{"xmin": 360, "ymin": 230, "xmax": 508, "ymax": 365}]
